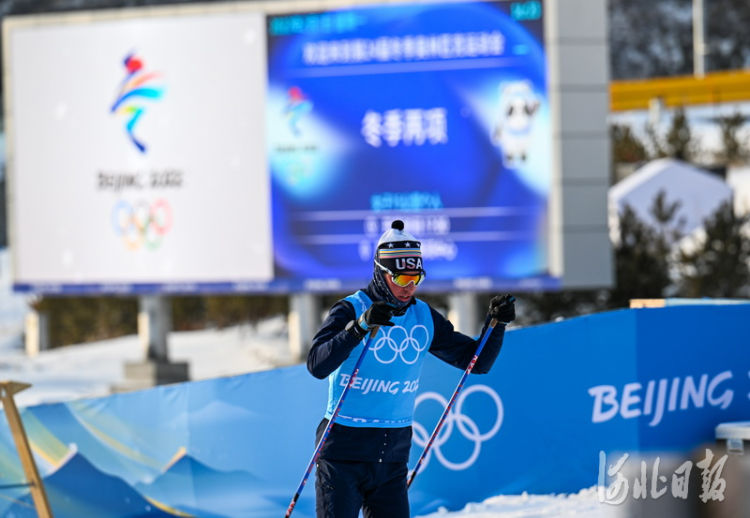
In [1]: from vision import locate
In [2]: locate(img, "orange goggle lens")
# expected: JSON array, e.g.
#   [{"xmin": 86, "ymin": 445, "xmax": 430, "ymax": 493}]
[{"xmin": 391, "ymin": 272, "xmax": 425, "ymax": 287}]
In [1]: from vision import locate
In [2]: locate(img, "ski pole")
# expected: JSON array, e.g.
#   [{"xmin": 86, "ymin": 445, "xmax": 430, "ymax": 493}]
[
  {"xmin": 284, "ymin": 326, "xmax": 380, "ymax": 518},
  {"xmin": 406, "ymin": 317, "xmax": 503, "ymax": 489}
]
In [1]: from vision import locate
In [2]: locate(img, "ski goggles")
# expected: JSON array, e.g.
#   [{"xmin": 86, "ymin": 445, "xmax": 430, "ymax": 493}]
[{"xmin": 376, "ymin": 262, "xmax": 426, "ymax": 287}]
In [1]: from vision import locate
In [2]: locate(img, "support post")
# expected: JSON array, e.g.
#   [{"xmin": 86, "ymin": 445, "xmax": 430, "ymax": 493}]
[
  {"xmin": 447, "ymin": 292, "xmax": 479, "ymax": 334},
  {"xmin": 24, "ymin": 310, "xmax": 49, "ymax": 357},
  {"xmin": 138, "ymin": 295, "xmax": 170, "ymax": 361},
  {"xmin": 0, "ymin": 381, "xmax": 53, "ymax": 518},
  {"xmin": 288, "ymin": 293, "xmax": 320, "ymax": 362},
  {"xmin": 117, "ymin": 295, "xmax": 189, "ymax": 391},
  {"xmin": 692, "ymin": 0, "xmax": 706, "ymax": 77}
]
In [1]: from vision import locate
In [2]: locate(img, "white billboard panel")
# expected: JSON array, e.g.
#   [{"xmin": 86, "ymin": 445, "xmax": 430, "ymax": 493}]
[{"xmin": 5, "ymin": 9, "xmax": 271, "ymax": 292}]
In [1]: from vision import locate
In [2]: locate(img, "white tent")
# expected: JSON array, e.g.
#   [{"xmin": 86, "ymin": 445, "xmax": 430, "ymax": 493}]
[{"xmin": 608, "ymin": 158, "xmax": 733, "ymax": 241}]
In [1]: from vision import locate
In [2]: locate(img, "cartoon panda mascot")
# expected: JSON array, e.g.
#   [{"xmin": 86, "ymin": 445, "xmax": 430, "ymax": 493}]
[{"xmin": 492, "ymin": 81, "xmax": 540, "ymax": 169}]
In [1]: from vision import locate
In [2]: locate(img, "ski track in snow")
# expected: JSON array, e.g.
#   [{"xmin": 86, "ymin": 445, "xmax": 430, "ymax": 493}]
[{"xmin": 416, "ymin": 488, "xmax": 619, "ymax": 517}]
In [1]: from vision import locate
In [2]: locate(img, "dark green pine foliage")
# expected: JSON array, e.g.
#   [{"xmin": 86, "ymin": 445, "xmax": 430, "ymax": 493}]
[
  {"xmin": 678, "ymin": 201, "xmax": 750, "ymax": 298},
  {"xmin": 608, "ymin": 205, "xmax": 672, "ymax": 309}
]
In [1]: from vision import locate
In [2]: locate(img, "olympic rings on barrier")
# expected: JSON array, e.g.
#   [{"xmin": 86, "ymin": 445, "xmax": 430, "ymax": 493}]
[
  {"xmin": 412, "ymin": 384, "xmax": 504, "ymax": 471},
  {"xmin": 370, "ymin": 325, "xmax": 429, "ymax": 365},
  {"xmin": 111, "ymin": 199, "xmax": 172, "ymax": 251}
]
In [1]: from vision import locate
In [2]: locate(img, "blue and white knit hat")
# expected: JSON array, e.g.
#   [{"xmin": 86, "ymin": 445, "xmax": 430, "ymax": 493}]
[{"xmin": 375, "ymin": 220, "xmax": 423, "ymax": 273}]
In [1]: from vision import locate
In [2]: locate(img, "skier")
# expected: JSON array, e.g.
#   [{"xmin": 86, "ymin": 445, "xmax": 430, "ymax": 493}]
[{"xmin": 307, "ymin": 219, "xmax": 516, "ymax": 518}]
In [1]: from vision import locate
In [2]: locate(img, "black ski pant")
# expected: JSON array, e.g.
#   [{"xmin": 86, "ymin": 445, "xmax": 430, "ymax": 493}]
[{"xmin": 315, "ymin": 458, "xmax": 410, "ymax": 518}]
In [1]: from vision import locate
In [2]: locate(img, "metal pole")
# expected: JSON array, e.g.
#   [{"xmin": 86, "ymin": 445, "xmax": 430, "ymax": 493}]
[
  {"xmin": 285, "ymin": 327, "xmax": 379, "ymax": 518},
  {"xmin": 407, "ymin": 319, "xmax": 501, "ymax": 489},
  {"xmin": 447, "ymin": 292, "xmax": 479, "ymax": 335},
  {"xmin": 138, "ymin": 295, "xmax": 170, "ymax": 361},
  {"xmin": 0, "ymin": 381, "xmax": 54, "ymax": 518},
  {"xmin": 288, "ymin": 293, "xmax": 320, "ymax": 362},
  {"xmin": 693, "ymin": 0, "xmax": 706, "ymax": 77}
]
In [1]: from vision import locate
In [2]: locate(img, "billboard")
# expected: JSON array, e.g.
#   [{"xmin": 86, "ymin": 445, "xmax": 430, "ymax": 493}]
[
  {"xmin": 4, "ymin": 0, "xmax": 612, "ymax": 295},
  {"xmin": 267, "ymin": 0, "xmax": 555, "ymax": 292},
  {"xmin": 5, "ymin": 8, "xmax": 272, "ymax": 293}
]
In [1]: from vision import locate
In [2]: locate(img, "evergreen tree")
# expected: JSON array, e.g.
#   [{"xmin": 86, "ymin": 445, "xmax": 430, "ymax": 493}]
[
  {"xmin": 705, "ymin": 0, "xmax": 750, "ymax": 72},
  {"xmin": 645, "ymin": 121, "xmax": 667, "ymax": 158},
  {"xmin": 32, "ymin": 296, "xmax": 138, "ymax": 348},
  {"xmin": 611, "ymin": 124, "xmax": 648, "ymax": 163},
  {"xmin": 678, "ymin": 201, "xmax": 750, "ymax": 298},
  {"xmin": 610, "ymin": 0, "xmax": 750, "ymax": 79},
  {"xmin": 650, "ymin": 190, "xmax": 685, "ymax": 240},
  {"xmin": 714, "ymin": 112, "xmax": 749, "ymax": 165},
  {"xmin": 664, "ymin": 107, "xmax": 694, "ymax": 161},
  {"xmin": 609, "ymin": 0, "xmax": 694, "ymax": 79},
  {"xmin": 608, "ymin": 206, "xmax": 669, "ymax": 307},
  {"xmin": 644, "ymin": 107, "xmax": 696, "ymax": 161},
  {"xmin": 608, "ymin": 192, "xmax": 682, "ymax": 308},
  {"xmin": 514, "ymin": 290, "xmax": 603, "ymax": 326}
]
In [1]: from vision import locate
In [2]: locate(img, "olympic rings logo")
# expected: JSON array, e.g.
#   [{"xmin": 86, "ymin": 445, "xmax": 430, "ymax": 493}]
[
  {"xmin": 370, "ymin": 325, "xmax": 429, "ymax": 365},
  {"xmin": 412, "ymin": 384, "xmax": 503, "ymax": 471},
  {"xmin": 111, "ymin": 199, "xmax": 173, "ymax": 251}
]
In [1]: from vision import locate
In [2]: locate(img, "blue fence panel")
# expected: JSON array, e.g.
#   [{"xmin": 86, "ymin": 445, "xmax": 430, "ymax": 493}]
[{"xmin": 0, "ymin": 305, "xmax": 747, "ymax": 517}]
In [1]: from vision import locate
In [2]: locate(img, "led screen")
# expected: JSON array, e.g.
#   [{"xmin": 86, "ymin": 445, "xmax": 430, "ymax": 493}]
[{"xmin": 267, "ymin": 0, "xmax": 555, "ymax": 291}]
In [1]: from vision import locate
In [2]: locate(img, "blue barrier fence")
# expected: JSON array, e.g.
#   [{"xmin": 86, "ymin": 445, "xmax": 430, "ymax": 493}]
[{"xmin": 0, "ymin": 304, "xmax": 748, "ymax": 517}]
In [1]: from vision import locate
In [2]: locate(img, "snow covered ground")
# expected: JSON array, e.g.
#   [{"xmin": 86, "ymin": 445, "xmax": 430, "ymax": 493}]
[
  {"xmin": 0, "ymin": 316, "xmax": 293, "ymax": 407},
  {"xmin": 418, "ymin": 488, "xmax": 618, "ymax": 518}
]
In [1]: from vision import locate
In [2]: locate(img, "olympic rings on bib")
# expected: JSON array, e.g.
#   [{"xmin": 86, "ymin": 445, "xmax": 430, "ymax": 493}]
[{"xmin": 370, "ymin": 325, "xmax": 429, "ymax": 365}]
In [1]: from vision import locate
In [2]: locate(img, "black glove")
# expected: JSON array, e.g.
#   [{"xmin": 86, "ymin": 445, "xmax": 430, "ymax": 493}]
[
  {"xmin": 358, "ymin": 301, "xmax": 395, "ymax": 330},
  {"xmin": 488, "ymin": 294, "xmax": 516, "ymax": 324}
]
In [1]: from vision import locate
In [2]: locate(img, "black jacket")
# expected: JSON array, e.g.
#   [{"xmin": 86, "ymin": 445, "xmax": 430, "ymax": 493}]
[{"xmin": 307, "ymin": 286, "xmax": 506, "ymax": 462}]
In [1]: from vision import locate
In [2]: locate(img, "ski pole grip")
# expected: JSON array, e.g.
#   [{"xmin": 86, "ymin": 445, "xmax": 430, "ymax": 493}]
[
  {"xmin": 489, "ymin": 318, "xmax": 498, "ymax": 327},
  {"xmin": 369, "ymin": 325, "xmax": 380, "ymax": 338}
]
